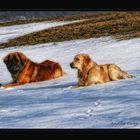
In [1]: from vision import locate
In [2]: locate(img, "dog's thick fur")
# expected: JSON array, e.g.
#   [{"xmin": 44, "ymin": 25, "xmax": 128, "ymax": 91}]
[
  {"xmin": 2, "ymin": 52, "xmax": 64, "ymax": 88},
  {"xmin": 70, "ymin": 53, "xmax": 135, "ymax": 87}
]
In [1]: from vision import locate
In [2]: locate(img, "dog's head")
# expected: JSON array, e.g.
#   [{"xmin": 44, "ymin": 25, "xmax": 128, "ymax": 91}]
[
  {"xmin": 3, "ymin": 52, "xmax": 27, "ymax": 80},
  {"xmin": 70, "ymin": 53, "xmax": 92, "ymax": 71}
]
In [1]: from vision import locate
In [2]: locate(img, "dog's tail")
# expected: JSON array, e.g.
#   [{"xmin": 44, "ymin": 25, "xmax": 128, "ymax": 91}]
[
  {"xmin": 124, "ymin": 72, "xmax": 136, "ymax": 78},
  {"xmin": 127, "ymin": 74, "xmax": 136, "ymax": 78}
]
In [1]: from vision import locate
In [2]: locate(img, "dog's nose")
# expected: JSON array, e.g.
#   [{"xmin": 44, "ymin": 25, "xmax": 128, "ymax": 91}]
[{"xmin": 70, "ymin": 62, "xmax": 73, "ymax": 68}]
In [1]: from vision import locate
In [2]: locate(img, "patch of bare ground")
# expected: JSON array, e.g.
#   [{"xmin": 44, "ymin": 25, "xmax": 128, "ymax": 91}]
[{"xmin": 0, "ymin": 12, "xmax": 140, "ymax": 49}]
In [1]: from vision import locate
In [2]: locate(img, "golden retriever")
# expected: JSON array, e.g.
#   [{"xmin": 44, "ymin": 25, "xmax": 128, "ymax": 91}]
[{"xmin": 70, "ymin": 53, "xmax": 135, "ymax": 88}]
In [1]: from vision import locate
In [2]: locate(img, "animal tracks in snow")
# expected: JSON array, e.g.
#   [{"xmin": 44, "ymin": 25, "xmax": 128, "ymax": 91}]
[
  {"xmin": 0, "ymin": 109, "xmax": 16, "ymax": 113},
  {"xmin": 74, "ymin": 100, "xmax": 102, "ymax": 120}
]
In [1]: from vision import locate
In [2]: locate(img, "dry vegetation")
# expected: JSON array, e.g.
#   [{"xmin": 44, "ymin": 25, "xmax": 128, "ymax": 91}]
[
  {"xmin": 0, "ymin": 13, "xmax": 100, "ymax": 27},
  {"xmin": 1, "ymin": 12, "xmax": 140, "ymax": 48}
]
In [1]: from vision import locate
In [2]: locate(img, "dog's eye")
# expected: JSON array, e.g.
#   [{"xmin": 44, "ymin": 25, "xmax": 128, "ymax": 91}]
[{"xmin": 76, "ymin": 58, "xmax": 79, "ymax": 61}]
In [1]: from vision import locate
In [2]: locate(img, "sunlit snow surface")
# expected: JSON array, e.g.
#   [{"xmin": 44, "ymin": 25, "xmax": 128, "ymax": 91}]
[
  {"xmin": 0, "ymin": 19, "xmax": 85, "ymax": 43},
  {"xmin": 0, "ymin": 21, "xmax": 140, "ymax": 128}
]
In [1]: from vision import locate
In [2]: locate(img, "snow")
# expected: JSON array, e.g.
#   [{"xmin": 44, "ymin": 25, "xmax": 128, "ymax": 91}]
[
  {"xmin": 0, "ymin": 19, "xmax": 86, "ymax": 43},
  {"xmin": 0, "ymin": 21, "xmax": 140, "ymax": 128}
]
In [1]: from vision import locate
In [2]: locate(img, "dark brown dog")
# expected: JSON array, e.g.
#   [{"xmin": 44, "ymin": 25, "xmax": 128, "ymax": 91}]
[
  {"xmin": 1, "ymin": 52, "xmax": 64, "ymax": 88},
  {"xmin": 70, "ymin": 53, "xmax": 135, "ymax": 88}
]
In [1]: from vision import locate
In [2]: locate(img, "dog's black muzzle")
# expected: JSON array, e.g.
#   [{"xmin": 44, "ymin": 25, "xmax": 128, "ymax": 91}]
[
  {"xmin": 70, "ymin": 62, "xmax": 75, "ymax": 68},
  {"xmin": 9, "ymin": 65, "xmax": 22, "ymax": 74}
]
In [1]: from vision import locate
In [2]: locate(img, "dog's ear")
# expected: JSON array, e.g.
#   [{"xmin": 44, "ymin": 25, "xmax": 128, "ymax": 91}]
[
  {"xmin": 18, "ymin": 52, "xmax": 27, "ymax": 65},
  {"xmin": 83, "ymin": 54, "xmax": 91, "ymax": 67},
  {"xmin": 82, "ymin": 54, "xmax": 92, "ymax": 74}
]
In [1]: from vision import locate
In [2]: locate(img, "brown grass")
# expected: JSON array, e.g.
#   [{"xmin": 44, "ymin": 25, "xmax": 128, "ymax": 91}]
[
  {"xmin": 1, "ymin": 12, "xmax": 140, "ymax": 49},
  {"xmin": 0, "ymin": 12, "xmax": 102, "ymax": 27}
]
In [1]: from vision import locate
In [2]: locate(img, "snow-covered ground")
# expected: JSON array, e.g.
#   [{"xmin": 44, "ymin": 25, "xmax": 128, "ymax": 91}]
[
  {"xmin": 0, "ymin": 19, "xmax": 86, "ymax": 43},
  {"xmin": 0, "ymin": 21, "xmax": 140, "ymax": 128}
]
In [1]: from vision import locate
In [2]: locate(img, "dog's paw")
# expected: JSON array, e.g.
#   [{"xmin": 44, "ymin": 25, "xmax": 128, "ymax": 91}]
[
  {"xmin": 5, "ymin": 87, "xmax": 14, "ymax": 90},
  {"xmin": 63, "ymin": 86, "xmax": 73, "ymax": 91},
  {"xmin": 0, "ymin": 86, "xmax": 14, "ymax": 90},
  {"xmin": 0, "ymin": 86, "xmax": 5, "ymax": 89},
  {"xmin": 71, "ymin": 85, "xmax": 82, "ymax": 89}
]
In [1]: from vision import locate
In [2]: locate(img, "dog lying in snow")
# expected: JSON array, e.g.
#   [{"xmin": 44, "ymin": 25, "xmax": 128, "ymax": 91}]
[
  {"xmin": 1, "ymin": 52, "xmax": 64, "ymax": 88},
  {"xmin": 70, "ymin": 53, "xmax": 135, "ymax": 88}
]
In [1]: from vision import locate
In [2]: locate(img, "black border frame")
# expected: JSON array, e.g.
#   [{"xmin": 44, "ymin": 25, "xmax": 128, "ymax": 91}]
[
  {"xmin": 0, "ymin": 129, "xmax": 140, "ymax": 138},
  {"xmin": 0, "ymin": 0, "xmax": 140, "ymax": 10},
  {"xmin": 0, "ymin": 0, "xmax": 140, "ymax": 139}
]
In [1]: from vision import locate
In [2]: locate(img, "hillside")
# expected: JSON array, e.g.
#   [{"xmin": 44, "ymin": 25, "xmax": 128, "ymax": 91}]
[{"xmin": 1, "ymin": 12, "xmax": 140, "ymax": 48}]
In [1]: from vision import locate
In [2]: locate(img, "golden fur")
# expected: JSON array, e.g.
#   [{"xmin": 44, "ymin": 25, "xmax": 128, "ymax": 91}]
[
  {"xmin": 1, "ymin": 52, "xmax": 64, "ymax": 88},
  {"xmin": 70, "ymin": 53, "xmax": 135, "ymax": 88}
]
